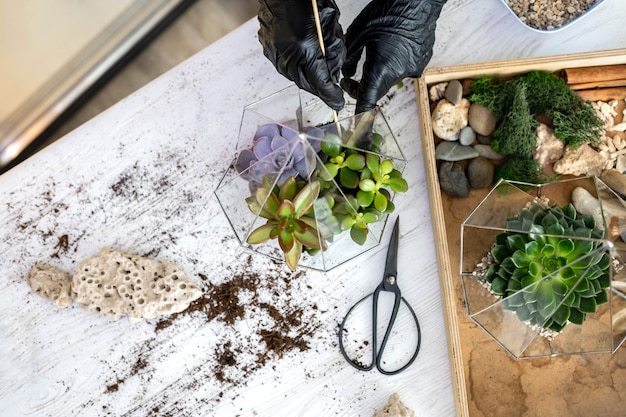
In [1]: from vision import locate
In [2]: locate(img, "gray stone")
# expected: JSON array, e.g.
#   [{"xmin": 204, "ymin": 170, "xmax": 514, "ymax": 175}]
[
  {"xmin": 473, "ymin": 144, "xmax": 505, "ymax": 160},
  {"xmin": 444, "ymin": 79, "xmax": 463, "ymax": 105},
  {"xmin": 468, "ymin": 103, "xmax": 497, "ymax": 136},
  {"xmin": 467, "ymin": 157, "xmax": 495, "ymax": 189},
  {"xmin": 439, "ymin": 162, "xmax": 470, "ymax": 197},
  {"xmin": 459, "ymin": 126, "xmax": 476, "ymax": 146},
  {"xmin": 435, "ymin": 141, "xmax": 479, "ymax": 161}
]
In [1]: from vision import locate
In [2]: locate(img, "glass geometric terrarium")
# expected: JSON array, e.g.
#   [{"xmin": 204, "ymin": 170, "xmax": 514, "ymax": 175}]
[
  {"xmin": 460, "ymin": 176, "xmax": 626, "ymax": 358},
  {"xmin": 215, "ymin": 85, "xmax": 407, "ymax": 271}
]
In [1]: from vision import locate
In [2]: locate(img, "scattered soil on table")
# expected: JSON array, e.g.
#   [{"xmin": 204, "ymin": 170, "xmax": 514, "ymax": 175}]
[
  {"xmin": 504, "ymin": 0, "xmax": 599, "ymax": 30},
  {"xmin": 103, "ymin": 254, "xmax": 323, "ymax": 413}
]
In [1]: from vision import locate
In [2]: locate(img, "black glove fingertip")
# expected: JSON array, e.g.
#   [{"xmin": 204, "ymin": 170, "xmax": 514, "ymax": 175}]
[{"xmin": 340, "ymin": 78, "xmax": 359, "ymax": 100}]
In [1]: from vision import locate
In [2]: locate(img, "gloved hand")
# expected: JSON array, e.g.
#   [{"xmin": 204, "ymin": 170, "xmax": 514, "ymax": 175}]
[
  {"xmin": 258, "ymin": 0, "xmax": 346, "ymax": 111},
  {"xmin": 341, "ymin": 0, "xmax": 447, "ymax": 113}
]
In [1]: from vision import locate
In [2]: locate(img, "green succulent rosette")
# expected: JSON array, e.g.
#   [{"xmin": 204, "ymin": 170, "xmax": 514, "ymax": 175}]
[{"xmin": 484, "ymin": 202, "xmax": 611, "ymax": 333}]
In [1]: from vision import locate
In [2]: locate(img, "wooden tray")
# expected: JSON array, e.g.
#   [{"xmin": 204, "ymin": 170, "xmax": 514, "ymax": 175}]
[{"xmin": 415, "ymin": 48, "xmax": 626, "ymax": 417}]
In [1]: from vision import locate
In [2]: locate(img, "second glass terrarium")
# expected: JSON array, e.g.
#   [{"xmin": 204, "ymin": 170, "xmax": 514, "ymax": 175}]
[
  {"xmin": 461, "ymin": 177, "xmax": 626, "ymax": 358},
  {"xmin": 215, "ymin": 85, "xmax": 407, "ymax": 271}
]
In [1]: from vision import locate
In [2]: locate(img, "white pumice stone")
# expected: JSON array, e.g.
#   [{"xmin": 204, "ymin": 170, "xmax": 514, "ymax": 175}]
[
  {"xmin": 373, "ymin": 393, "xmax": 414, "ymax": 417},
  {"xmin": 27, "ymin": 264, "xmax": 73, "ymax": 308},
  {"xmin": 71, "ymin": 248, "xmax": 202, "ymax": 322}
]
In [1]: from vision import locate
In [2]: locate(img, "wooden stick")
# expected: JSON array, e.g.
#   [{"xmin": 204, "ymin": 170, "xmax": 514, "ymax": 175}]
[
  {"xmin": 569, "ymin": 78, "xmax": 626, "ymax": 91},
  {"xmin": 564, "ymin": 64, "xmax": 626, "ymax": 85},
  {"xmin": 311, "ymin": 0, "xmax": 342, "ymax": 133},
  {"xmin": 575, "ymin": 87, "xmax": 626, "ymax": 102}
]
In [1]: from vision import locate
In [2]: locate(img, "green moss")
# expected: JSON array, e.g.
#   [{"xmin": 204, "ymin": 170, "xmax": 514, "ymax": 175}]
[
  {"xmin": 491, "ymin": 82, "xmax": 538, "ymax": 158},
  {"xmin": 469, "ymin": 71, "xmax": 603, "ymax": 183},
  {"xmin": 494, "ymin": 157, "xmax": 542, "ymax": 184}
]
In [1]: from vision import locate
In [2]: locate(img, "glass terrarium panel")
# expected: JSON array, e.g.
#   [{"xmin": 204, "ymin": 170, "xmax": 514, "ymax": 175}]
[
  {"xmin": 460, "ymin": 177, "xmax": 626, "ymax": 358},
  {"xmin": 217, "ymin": 86, "xmax": 406, "ymax": 271}
]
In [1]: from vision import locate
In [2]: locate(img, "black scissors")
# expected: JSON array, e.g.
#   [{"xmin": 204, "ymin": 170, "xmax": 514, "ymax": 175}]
[{"xmin": 338, "ymin": 216, "xmax": 421, "ymax": 375}]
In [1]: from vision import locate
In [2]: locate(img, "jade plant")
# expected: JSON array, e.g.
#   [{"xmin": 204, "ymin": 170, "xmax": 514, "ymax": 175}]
[
  {"xmin": 483, "ymin": 202, "xmax": 611, "ymax": 333},
  {"xmin": 316, "ymin": 132, "xmax": 408, "ymax": 245},
  {"xmin": 245, "ymin": 176, "xmax": 328, "ymax": 271}
]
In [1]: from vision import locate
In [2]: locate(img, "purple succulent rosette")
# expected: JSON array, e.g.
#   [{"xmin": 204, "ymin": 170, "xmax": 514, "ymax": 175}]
[{"xmin": 235, "ymin": 123, "xmax": 323, "ymax": 191}]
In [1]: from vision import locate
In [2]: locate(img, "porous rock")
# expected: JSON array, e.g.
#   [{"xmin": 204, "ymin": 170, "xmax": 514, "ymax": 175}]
[
  {"xmin": 468, "ymin": 103, "xmax": 497, "ymax": 136},
  {"xmin": 373, "ymin": 393, "xmax": 414, "ymax": 417},
  {"xmin": 72, "ymin": 248, "xmax": 202, "ymax": 322},
  {"xmin": 553, "ymin": 144, "xmax": 607, "ymax": 177},
  {"xmin": 27, "ymin": 264, "xmax": 72, "ymax": 308},
  {"xmin": 533, "ymin": 123, "xmax": 564, "ymax": 167},
  {"xmin": 431, "ymin": 98, "xmax": 470, "ymax": 140}
]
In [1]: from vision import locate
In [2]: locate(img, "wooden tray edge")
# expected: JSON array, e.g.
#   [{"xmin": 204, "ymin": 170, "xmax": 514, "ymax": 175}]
[{"xmin": 414, "ymin": 77, "xmax": 470, "ymax": 417}]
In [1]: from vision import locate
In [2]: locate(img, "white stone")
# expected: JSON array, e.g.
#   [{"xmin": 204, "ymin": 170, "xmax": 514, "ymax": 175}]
[
  {"xmin": 571, "ymin": 187, "xmax": 604, "ymax": 230},
  {"xmin": 533, "ymin": 123, "xmax": 564, "ymax": 167},
  {"xmin": 428, "ymin": 82, "xmax": 448, "ymax": 102},
  {"xmin": 27, "ymin": 264, "xmax": 72, "ymax": 308},
  {"xmin": 431, "ymin": 98, "xmax": 470, "ymax": 141},
  {"xmin": 617, "ymin": 155, "xmax": 626, "ymax": 173},
  {"xmin": 553, "ymin": 144, "xmax": 607, "ymax": 177},
  {"xmin": 373, "ymin": 393, "xmax": 414, "ymax": 417},
  {"xmin": 71, "ymin": 248, "xmax": 203, "ymax": 322}
]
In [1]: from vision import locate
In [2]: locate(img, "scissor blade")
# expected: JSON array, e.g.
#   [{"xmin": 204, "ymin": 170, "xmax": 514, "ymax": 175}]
[{"xmin": 384, "ymin": 217, "xmax": 400, "ymax": 279}]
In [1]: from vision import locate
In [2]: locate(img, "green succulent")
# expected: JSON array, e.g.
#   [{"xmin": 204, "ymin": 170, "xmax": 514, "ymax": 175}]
[
  {"xmin": 484, "ymin": 202, "xmax": 611, "ymax": 333},
  {"xmin": 357, "ymin": 153, "xmax": 408, "ymax": 212},
  {"xmin": 316, "ymin": 133, "xmax": 408, "ymax": 245},
  {"xmin": 318, "ymin": 134, "xmax": 366, "ymax": 189},
  {"xmin": 245, "ymin": 176, "xmax": 327, "ymax": 271}
]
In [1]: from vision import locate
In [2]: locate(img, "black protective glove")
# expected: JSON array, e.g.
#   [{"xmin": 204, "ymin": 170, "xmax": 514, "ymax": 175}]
[
  {"xmin": 258, "ymin": 0, "xmax": 346, "ymax": 111},
  {"xmin": 341, "ymin": 0, "xmax": 447, "ymax": 113}
]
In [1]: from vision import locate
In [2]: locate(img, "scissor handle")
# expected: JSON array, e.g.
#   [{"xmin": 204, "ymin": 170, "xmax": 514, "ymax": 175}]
[{"xmin": 338, "ymin": 283, "xmax": 421, "ymax": 375}]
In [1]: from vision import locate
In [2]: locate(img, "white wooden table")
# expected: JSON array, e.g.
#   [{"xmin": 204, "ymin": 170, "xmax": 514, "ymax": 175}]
[{"xmin": 1, "ymin": 1, "xmax": 625, "ymax": 416}]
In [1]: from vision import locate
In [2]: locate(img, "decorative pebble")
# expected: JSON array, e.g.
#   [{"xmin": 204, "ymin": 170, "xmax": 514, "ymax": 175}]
[
  {"xmin": 459, "ymin": 126, "xmax": 476, "ymax": 146},
  {"xmin": 468, "ymin": 103, "xmax": 497, "ymax": 136},
  {"xmin": 435, "ymin": 141, "xmax": 479, "ymax": 161},
  {"xmin": 431, "ymin": 98, "xmax": 470, "ymax": 140},
  {"xmin": 439, "ymin": 161, "xmax": 470, "ymax": 197},
  {"xmin": 504, "ymin": 0, "xmax": 599, "ymax": 30},
  {"xmin": 467, "ymin": 157, "xmax": 495, "ymax": 189},
  {"xmin": 444, "ymin": 79, "xmax": 463, "ymax": 106},
  {"xmin": 473, "ymin": 144, "xmax": 505, "ymax": 160},
  {"xmin": 27, "ymin": 264, "xmax": 72, "ymax": 308},
  {"xmin": 571, "ymin": 187, "xmax": 604, "ymax": 230}
]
